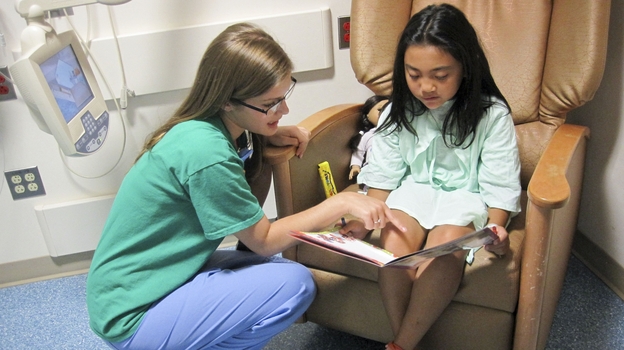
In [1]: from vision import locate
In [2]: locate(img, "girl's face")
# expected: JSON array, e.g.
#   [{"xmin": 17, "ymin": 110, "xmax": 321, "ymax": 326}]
[
  {"xmin": 222, "ymin": 76, "xmax": 293, "ymax": 139},
  {"xmin": 404, "ymin": 45, "xmax": 463, "ymax": 110}
]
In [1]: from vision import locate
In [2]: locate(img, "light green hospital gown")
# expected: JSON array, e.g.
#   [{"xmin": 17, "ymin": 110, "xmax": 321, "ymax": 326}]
[{"xmin": 357, "ymin": 98, "xmax": 521, "ymax": 230}]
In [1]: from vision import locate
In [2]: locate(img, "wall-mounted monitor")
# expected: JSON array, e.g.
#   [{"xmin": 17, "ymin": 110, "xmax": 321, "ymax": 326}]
[{"xmin": 10, "ymin": 30, "xmax": 109, "ymax": 156}]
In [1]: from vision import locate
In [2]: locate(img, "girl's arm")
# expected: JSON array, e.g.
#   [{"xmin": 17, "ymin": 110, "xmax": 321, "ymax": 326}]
[
  {"xmin": 366, "ymin": 188, "xmax": 391, "ymax": 202},
  {"xmin": 484, "ymin": 207, "xmax": 511, "ymax": 256},
  {"xmin": 487, "ymin": 207, "xmax": 509, "ymax": 227},
  {"xmin": 479, "ymin": 107, "xmax": 521, "ymax": 257},
  {"xmin": 234, "ymin": 191, "xmax": 407, "ymax": 257}
]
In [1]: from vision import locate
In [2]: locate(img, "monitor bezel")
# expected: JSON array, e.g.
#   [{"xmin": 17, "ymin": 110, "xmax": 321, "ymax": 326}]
[{"xmin": 12, "ymin": 29, "xmax": 109, "ymax": 156}]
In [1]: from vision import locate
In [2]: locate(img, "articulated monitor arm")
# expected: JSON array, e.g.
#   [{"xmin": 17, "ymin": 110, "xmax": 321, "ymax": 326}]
[
  {"xmin": 15, "ymin": 0, "xmax": 131, "ymax": 19},
  {"xmin": 15, "ymin": 0, "xmax": 131, "ymax": 54}
]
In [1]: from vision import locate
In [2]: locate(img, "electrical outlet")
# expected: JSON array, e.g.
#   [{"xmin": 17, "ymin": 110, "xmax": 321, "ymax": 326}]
[
  {"xmin": 4, "ymin": 167, "xmax": 46, "ymax": 200},
  {"xmin": 0, "ymin": 66, "xmax": 17, "ymax": 102},
  {"xmin": 338, "ymin": 16, "xmax": 351, "ymax": 50}
]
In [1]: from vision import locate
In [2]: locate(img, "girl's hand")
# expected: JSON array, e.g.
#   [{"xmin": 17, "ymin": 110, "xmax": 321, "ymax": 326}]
[
  {"xmin": 268, "ymin": 126, "xmax": 311, "ymax": 158},
  {"xmin": 338, "ymin": 219, "xmax": 369, "ymax": 239},
  {"xmin": 484, "ymin": 224, "xmax": 510, "ymax": 257}
]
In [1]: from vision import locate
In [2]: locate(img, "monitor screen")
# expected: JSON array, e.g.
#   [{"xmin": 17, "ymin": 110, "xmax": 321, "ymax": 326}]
[
  {"xmin": 9, "ymin": 29, "xmax": 110, "ymax": 156},
  {"xmin": 39, "ymin": 45, "xmax": 94, "ymax": 124}
]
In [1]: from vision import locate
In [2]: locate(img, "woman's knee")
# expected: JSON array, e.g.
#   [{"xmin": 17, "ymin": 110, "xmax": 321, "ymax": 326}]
[{"xmin": 279, "ymin": 262, "xmax": 316, "ymax": 300}]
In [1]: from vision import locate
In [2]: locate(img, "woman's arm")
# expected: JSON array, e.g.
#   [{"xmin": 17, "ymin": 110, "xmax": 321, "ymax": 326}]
[
  {"xmin": 267, "ymin": 125, "xmax": 310, "ymax": 158},
  {"xmin": 234, "ymin": 191, "xmax": 406, "ymax": 256},
  {"xmin": 338, "ymin": 187, "xmax": 393, "ymax": 239}
]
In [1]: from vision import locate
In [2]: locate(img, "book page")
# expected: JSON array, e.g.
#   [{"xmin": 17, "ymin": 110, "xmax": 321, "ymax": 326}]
[
  {"xmin": 386, "ymin": 226, "xmax": 497, "ymax": 269},
  {"xmin": 290, "ymin": 230, "xmax": 396, "ymax": 266}
]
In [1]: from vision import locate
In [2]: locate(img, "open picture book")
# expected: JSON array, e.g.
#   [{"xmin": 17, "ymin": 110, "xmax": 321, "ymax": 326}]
[{"xmin": 289, "ymin": 225, "xmax": 498, "ymax": 269}]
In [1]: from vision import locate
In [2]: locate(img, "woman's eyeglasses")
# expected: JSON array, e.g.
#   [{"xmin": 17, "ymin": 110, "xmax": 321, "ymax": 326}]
[{"xmin": 231, "ymin": 77, "xmax": 297, "ymax": 115}]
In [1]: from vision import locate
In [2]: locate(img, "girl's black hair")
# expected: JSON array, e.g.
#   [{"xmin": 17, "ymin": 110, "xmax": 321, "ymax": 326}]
[
  {"xmin": 379, "ymin": 3, "xmax": 511, "ymax": 148},
  {"xmin": 349, "ymin": 95, "xmax": 389, "ymax": 152}
]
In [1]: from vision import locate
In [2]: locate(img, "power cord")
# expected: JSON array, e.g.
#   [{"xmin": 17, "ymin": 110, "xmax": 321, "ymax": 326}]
[{"xmin": 107, "ymin": 7, "xmax": 135, "ymax": 109}]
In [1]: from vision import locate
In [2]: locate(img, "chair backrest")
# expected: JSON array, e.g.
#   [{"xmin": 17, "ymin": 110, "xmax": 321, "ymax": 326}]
[{"xmin": 351, "ymin": 0, "xmax": 610, "ymax": 186}]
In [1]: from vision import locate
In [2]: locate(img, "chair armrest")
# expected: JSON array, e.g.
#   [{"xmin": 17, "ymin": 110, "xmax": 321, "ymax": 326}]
[
  {"xmin": 264, "ymin": 104, "xmax": 362, "ymax": 165},
  {"xmin": 266, "ymin": 104, "xmax": 362, "ymax": 262},
  {"xmin": 265, "ymin": 104, "xmax": 361, "ymax": 263},
  {"xmin": 527, "ymin": 124, "xmax": 590, "ymax": 209},
  {"xmin": 265, "ymin": 103, "xmax": 362, "ymax": 217},
  {"xmin": 515, "ymin": 123, "xmax": 589, "ymax": 350}
]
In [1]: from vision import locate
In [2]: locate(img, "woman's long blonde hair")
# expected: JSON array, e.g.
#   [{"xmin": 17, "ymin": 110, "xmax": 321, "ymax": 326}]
[{"xmin": 136, "ymin": 22, "xmax": 293, "ymax": 165}]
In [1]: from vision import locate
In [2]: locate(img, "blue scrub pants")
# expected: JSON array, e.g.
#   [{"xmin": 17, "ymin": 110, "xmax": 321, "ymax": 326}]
[{"xmin": 105, "ymin": 250, "xmax": 316, "ymax": 350}]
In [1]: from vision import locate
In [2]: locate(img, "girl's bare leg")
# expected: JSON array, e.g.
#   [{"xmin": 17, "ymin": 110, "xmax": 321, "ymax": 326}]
[
  {"xmin": 393, "ymin": 224, "xmax": 473, "ymax": 350},
  {"xmin": 378, "ymin": 210, "xmax": 426, "ymax": 336}
]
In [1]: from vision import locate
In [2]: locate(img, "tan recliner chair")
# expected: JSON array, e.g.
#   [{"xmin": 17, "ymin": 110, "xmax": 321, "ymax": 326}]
[{"xmin": 264, "ymin": 1, "xmax": 611, "ymax": 349}]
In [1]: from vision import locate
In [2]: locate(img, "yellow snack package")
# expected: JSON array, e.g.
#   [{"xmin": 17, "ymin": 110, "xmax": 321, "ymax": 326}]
[{"xmin": 318, "ymin": 161, "xmax": 338, "ymax": 198}]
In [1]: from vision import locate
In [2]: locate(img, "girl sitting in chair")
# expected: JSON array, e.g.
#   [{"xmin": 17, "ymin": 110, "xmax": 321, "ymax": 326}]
[{"xmin": 342, "ymin": 4, "xmax": 521, "ymax": 349}]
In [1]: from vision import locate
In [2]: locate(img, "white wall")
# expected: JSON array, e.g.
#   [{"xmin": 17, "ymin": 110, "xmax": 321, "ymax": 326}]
[
  {"xmin": 568, "ymin": 0, "xmax": 624, "ymax": 269},
  {"xmin": 0, "ymin": 0, "xmax": 371, "ymax": 266}
]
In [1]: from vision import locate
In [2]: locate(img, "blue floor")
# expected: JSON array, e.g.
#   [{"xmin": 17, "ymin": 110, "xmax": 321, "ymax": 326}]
[
  {"xmin": 545, "ymin": 254, "xmax": 624, "ymax": 349},
  {"xmin": 0, "ymin": 254, "xmax": 622, "ymax": 349}
]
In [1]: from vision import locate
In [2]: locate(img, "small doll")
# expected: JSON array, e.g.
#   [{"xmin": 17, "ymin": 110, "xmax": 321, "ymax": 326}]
[{"xmin": 349, "ymin": 95, "xmax": 389, "ymax": 181}]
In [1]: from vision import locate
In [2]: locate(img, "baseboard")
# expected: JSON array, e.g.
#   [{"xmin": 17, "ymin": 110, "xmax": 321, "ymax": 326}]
[
  {"xmin": 0, "ymin": 251, "xmax": 94, "ymax": 289},
  {"xmin": 572, "ymin": 231, "xmax": 624, "ymax": 300}
]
